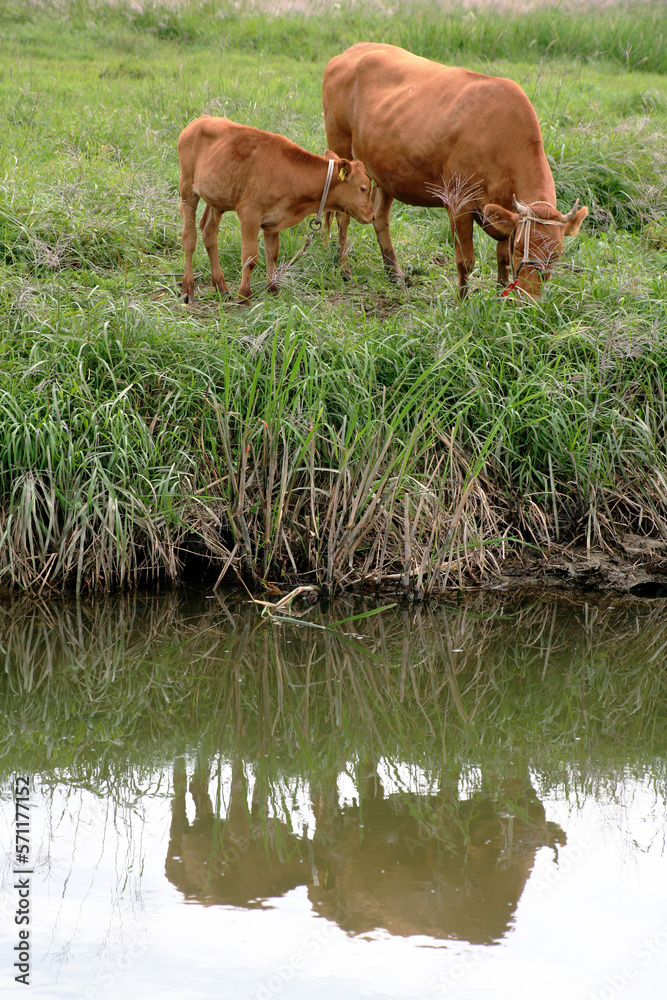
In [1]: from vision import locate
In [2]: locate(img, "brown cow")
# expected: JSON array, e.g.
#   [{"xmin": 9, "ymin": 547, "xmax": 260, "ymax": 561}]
[
  {"xmin": 178, "ymin": 115, "xmax": 375, "ymax": 304},
  {"xmin": 309, "ymin": 762, "xmax": 565, "ymax": 944},
  {"xmin": 323, "ymin": 43, "xmax": 588, "ymax": 299},
  {"xmin": 165, "ymin": 758, "xmax": 565, "ymax": 944}
]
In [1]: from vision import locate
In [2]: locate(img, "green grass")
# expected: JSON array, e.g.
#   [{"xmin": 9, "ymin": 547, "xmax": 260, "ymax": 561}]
[{"xmin": 0, "ymin": 0, "xmax": 666, "ymax": 593}]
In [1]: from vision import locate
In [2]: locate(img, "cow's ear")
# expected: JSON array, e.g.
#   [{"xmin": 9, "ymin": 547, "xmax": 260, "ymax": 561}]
[
  {"xmin": 323, "ymin": 148, "xmax": 338, "ymax": 160},
  {"xmin": 483, "ymin": 203, "xmax": 518, "ymax": 235},
  {"xmin": 563, "ymin": 205, "xmax": 587, "ymax": 237},
  {"xmin": 337, "ymin": 159, "xmax": 352, "ymax": 182}
]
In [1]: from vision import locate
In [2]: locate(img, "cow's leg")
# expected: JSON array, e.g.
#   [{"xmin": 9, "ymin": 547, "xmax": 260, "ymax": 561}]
[
  {"xmin": 449, "ymin": 210, "xmax": 475, "ymax": 299},
  {"xmin": 335, "ymin": 212, "xmax": 351, "ymax": 278},
  {"xmin": 358, "ymin": 760, "xmax": 384, "ymax": 802},
  {"xmin": 228, "ymin": 759, "xmax": 251, "ymax": 834},
  {"xmin": 189, "ymin": 762, "xmax": 213, "ymax": 824},
  {"xmin": 237, "ymin": 211, "xmax": 261, "ymax": 304},
  {"xmin": 179, "ymin": 192, "xmax": 199, "ymax": 303},
  {"xmin": 169, "ymin": 759, "xmax": 189, "ymax": 842},
  {"xmin": 311, "ymin": 771, "xmax": 342, "ymax": 833},
  {"xmin": 372, "ymin": 186, "xmax": 403, "ymax": 283},
  {"xmin": 200, "ymin": 205, "xmax": 230, "ymax": 298},
  {"xmin": 165, "ymin": 760, "xmax": 189, "ymax": 882},
  {"xmin": 496, "ymin": 237, "xmax": 510, "ymax": 288},
  {"xmin": 263, "ymin": 231, "xmax": 281, "ymax": 293}
]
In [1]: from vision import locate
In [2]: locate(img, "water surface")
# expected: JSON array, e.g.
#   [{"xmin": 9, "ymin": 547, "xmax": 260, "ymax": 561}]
[{"xmin": 1, "ymin": 590, "xmax": 666, "ymax": 999}]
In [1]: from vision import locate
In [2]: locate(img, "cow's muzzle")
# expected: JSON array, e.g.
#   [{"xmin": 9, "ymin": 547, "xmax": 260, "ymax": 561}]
[{"xmin": 502, "ymin": 259, "xmax": 547, "ymax": 298}]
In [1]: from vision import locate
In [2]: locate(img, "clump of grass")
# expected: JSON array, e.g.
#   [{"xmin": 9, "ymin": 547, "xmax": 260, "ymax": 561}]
[
  {"xmin": 552, "ymin": 121, "xmax": 667, "ymax": 231},
  {"xmin": 396, "ymin": 2, "xmax": 667, "ymax": 74},
  {"xmin": 1, "ymin": 284, "xmax": 667, "ymax": 594}
]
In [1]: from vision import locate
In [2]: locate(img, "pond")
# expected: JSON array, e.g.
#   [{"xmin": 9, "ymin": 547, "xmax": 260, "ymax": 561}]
[{"xmin": 1, "ymin": 589, "xmax": 666, "ymax": 999}]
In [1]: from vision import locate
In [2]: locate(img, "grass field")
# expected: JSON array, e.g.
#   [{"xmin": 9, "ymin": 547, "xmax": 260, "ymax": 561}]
[{"xmin": 1, "ymin": 0, "xmax": 666, "ymax": 594}]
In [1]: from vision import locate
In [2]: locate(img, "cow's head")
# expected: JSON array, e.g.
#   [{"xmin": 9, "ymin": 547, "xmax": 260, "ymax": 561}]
[
  {"xmin": 483, "ymin": 197, "xmax": 587, "ymax": 299},
  {"xmin": 325, "ymin": 152, "xmax": 375, "ymax": 224}
]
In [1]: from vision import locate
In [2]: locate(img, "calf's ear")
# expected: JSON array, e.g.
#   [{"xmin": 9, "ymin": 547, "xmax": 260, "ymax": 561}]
[
  {"xmin": 336, "ymin": 159, "xmax": 352, "ymax": 181},
  {"xmin": 323, "ymin": 148, "xmax": 338, "ymax": 160},
  {"xmin": 564, "ymin": 205, "xmax": 588, "ymax": 237},
  {"xmin": 483, "ymin": 203, "xmax": 519, "ymax": 235}
]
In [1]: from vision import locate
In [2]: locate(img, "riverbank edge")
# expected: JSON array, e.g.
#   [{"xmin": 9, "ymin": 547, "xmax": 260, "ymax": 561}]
[
  {"xmin": 2, "ymin": 535, "xmax": 666, "ymax": 599},
  {"xmin": 170, "ymin": 532, "xmax": 667, "ymax": 597}
]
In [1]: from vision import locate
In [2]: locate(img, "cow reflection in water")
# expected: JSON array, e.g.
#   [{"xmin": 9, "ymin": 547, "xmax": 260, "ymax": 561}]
[
  {"xmin": 309, "ymin": 765, "xmax": 565, "ymax": 944},
  {"xmin": 166, "ymin": 760, "xmax": 312, "ymax": 907},
  {"xmin": 165, "ymin": 760, "xmax": 565, "ymax": 944}
]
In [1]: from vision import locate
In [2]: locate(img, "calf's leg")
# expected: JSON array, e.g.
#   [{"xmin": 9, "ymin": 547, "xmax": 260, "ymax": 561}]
[
  {"xmin": 200, "ymin": 205, "xmax": 230, "ymax": 297},
  {"xmin": 335, "ymin": 212, "xmax": 352, "ymax": 278},
  {"xmin": 372, "ymin": 186, "xmax": 403, "ymax": 283},
  {"xmin": 237, "ymin": 211, "xmax": 261, "ymax": 304},
  {"xmin": 263, "ymin": 231, "xmax": 281, "ymax": 293},
  {"xmin": 180, "ymin": 192, "xmax": 199, "ymax": 303}
]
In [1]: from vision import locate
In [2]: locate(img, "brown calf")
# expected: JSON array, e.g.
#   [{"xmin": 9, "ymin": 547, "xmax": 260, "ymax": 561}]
[{"xmin": 178, "ymin": 115, "xmax": 375, "ymax": 304}]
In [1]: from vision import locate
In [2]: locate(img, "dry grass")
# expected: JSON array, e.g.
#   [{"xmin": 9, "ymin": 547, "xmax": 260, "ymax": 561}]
[
  {"xmin": 224, "ymin": 0, "xmax": 657, "ymax": 13},
  {"xmin": 40, "ymin": 0, "xmax": 656, "ymax": 12}
]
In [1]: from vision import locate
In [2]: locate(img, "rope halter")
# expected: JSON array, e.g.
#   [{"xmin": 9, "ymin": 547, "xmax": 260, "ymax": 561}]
[{"xmin": 501, "ymin": 196, "xmax": 580, "ymax": 296}]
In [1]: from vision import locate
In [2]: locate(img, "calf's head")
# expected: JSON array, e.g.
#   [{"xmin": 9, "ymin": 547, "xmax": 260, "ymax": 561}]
[
  {"xmin": 327, "ymin": 156, "xmax": 375, "ymax": 224},
  {"xmin": 484, "ymin": 197, "xmax": 587, "ymax": 299}
]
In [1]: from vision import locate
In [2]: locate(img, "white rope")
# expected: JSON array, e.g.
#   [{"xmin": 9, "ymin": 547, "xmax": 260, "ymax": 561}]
[
  {"xmin": 274, "ymin": 157, "xmax": 338, "ymax": 283},
  {"xmin": 503, "ymin": 200, "xmax": 566, "ymax": 294},
  {"xmin": 314, "ymin": 157, "xmax": 336, "ymax": 227}
]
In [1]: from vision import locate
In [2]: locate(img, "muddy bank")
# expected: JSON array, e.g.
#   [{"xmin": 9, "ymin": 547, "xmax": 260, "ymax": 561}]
[
  {"xmin": 176, "ymin": 533, "xmax": 667, "ymax": 599},
  {"xmin": 492, "ymin": 535, "xmax": 667, "ymax": 596}
]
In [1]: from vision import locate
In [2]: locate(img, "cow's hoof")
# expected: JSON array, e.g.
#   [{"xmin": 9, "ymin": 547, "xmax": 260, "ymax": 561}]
[
  {"xmin": 387, "ymin": 271, "xmax": 405, "ymax": 287},
  {"xmin": 180, "ymin": 292, "xmax": 194, "ymax": 305},
  {"xmin": 389, "ymin": 277, "xmax": 407, "ymax": 293}
]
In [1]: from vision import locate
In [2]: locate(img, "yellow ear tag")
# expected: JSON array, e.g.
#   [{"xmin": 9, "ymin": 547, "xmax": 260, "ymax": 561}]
[{"xmin": 338, "ymin": 167, "xmax": 346, "ymax": 181}]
